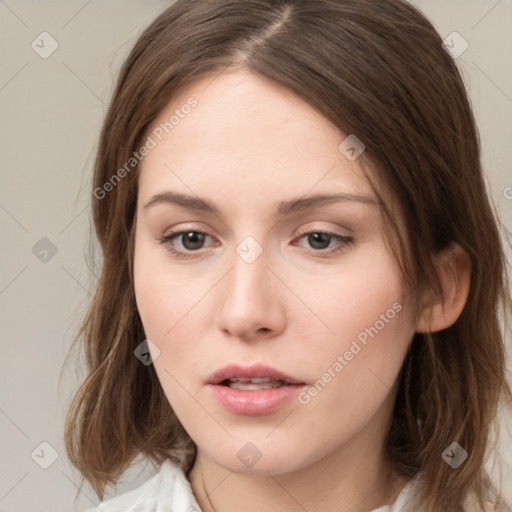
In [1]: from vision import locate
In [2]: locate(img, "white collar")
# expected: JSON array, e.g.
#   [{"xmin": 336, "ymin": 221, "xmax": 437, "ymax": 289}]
[{"xmin": 91, "ymin": 458, "xmax": 419, "ymax": 512}]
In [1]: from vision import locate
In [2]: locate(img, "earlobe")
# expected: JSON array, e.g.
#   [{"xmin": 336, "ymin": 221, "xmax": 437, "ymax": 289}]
[{"xmin": 415, "ymin": 243, "xmax": 472, "ymax": 333}]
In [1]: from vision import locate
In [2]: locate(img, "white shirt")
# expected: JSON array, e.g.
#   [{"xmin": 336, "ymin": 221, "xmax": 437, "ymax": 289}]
[{"xmin": 87, "ymin": 458, "xmax": 420, "ymax": 512}]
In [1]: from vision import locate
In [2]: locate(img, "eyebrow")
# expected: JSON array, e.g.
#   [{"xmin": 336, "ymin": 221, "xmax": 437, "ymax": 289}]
[{"xmin": 143, "ymin": 190, "xmax": 378, "ymax": 216}]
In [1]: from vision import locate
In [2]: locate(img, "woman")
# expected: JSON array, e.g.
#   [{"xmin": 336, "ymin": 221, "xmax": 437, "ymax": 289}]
[{"xmin": 65, "ymin": 1, "xmax": 512, "ymax": 510}]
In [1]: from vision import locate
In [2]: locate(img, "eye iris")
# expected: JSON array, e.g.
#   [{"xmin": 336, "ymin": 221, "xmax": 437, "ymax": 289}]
[
  {"xmin": 308, "ymin": 232, "xmax": 331, "ymax": 250},
  {"xmin": 181, "ymin": 232, "xmax": 205, "ymax": 250}
]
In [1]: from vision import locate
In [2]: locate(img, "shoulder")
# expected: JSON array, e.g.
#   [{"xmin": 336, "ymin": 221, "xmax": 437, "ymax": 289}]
[
  {"xmin": 84, "ymin": 459, "xmax": 202, "ymax": 512},
  {"xmin": 387, "ymin": 475, "xmax": 512, "ymax": 512},
  {"xmin": 483, "ymin": 501, "xmax": 512, "ymax": 512},
  {"xmin": 389, "ymin": 476, "xmax": 420, "ymax": 512}
]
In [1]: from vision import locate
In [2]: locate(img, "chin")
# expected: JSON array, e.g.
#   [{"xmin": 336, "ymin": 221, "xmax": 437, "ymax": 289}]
[{"xmin": 197, "ymin": 436, "xmax": 322, "ymax": 476}]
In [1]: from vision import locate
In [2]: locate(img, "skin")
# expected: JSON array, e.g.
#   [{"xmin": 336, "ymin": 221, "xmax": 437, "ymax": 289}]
[{"xmin": 133, "ymin": 68, "xmax": 471, "ymax": 512}]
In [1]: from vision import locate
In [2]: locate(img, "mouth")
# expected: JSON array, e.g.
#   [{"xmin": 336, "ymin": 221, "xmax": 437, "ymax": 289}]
[
  {"xmin": 207, "ymin": 363, "xmax": 305, "ymax": 388},
  {"xmin": 219, "ymin": 377, "xmax": 294, "ymax": 390},
  {"xmin": 206, "ymin": 364, "xmax": 306, "ymax": 416}
]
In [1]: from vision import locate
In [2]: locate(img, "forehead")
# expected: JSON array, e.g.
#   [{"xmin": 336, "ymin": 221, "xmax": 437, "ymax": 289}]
[{"xmin": 138, "ymin": 68, "xmax": 374, "ymax": 208}]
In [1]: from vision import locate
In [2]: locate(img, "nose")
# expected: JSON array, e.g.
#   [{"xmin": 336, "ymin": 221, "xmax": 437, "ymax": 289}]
[{"xmin": 216, "ymin": 243, "xmax": 286, "ymax": 342}]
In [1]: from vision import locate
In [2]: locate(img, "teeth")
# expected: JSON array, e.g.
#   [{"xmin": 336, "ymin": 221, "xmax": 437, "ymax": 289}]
[
  {"xmin": 230, "ymin": 377, "xmax": 272, "ymax": 383},
  {"xmin": 227, "ymin": 378, "xmax": 286, "ymax": 390}
]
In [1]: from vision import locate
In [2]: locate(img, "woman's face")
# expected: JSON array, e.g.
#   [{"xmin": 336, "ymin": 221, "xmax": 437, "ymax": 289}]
[{"xmin": 133, "ymin": 69, "xmax": 416, "ymax": 475}]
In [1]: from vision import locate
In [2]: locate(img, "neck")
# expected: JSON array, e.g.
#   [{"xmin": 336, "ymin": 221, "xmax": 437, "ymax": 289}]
[{"xmin": 188, "ymin": 410, "xmax": 408, "ymax": 512}]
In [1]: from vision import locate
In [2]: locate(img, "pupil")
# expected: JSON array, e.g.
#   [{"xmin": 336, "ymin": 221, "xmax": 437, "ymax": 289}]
[{"xmin": 309, "ymin": 233, "xmax": 330, "ymax": 250}]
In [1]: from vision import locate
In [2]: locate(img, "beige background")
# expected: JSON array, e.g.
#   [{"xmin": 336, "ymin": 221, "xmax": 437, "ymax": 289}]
[{"xmin": 0, "ymin": 1, "xmax": 511, "ymax": 511}]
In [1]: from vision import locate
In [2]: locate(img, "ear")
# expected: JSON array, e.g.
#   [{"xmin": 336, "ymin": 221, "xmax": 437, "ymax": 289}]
[{"xmin": 415, "ymin": 242, "xmax": 471, "ymax": 333}]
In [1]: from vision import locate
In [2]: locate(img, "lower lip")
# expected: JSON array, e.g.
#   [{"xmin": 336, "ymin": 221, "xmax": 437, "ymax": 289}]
[{"xmin": 209, "ymin": 383, "xmax": 305, "ymax": 416}]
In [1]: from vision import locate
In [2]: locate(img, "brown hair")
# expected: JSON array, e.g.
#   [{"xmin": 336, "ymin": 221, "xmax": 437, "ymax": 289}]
[{"xmin": 64, "ymin": 0, "xmax": 512, "ymax": 510}]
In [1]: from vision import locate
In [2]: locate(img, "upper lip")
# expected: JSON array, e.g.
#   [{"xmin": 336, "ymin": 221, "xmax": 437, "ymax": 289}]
[{"xmin": 207, "ymin": 364, "xmax": 305, "ymax": 385}]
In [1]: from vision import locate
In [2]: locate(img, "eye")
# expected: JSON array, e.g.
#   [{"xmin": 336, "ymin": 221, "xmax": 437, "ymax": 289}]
[
  {"xmin": 159, "ymin": 230, "xmax": 213, "ymax": 258},
  {"xmin": 294, "ymin": 230, "xmax": 354, "ymax": 256},
  {"xmin": 159, "ymin": 229, "xmax": 354, "ymax": 259}
]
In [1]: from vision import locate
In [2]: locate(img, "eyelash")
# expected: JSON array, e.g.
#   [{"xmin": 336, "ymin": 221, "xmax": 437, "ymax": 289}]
[{"xmin": 158, "ymin": 229, "xmax": 354, "ymax": 259}]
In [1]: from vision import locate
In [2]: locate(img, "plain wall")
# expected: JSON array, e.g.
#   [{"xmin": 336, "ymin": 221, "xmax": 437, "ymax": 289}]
[{"xmin": 0, "ymin": 1, "xmax": 511, "ymax": 511}]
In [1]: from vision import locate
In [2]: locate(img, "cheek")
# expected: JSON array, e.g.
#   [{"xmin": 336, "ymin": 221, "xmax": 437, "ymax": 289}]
[
  {"xmin": 134, "ymin": 234, "xmax": 202, "ymax": 341},
  {"xmin": 296, "ymin": 242, "xmax": 407, "ymax": 352},
  {"xmin": 133, "ymin": 239, "xmax": 204, "ymax": 409},
  {"xmin": 133, "ymin": 242, "xmax": 170, "ymax": 341},
  {"xmin": 295, "ymin": 243, "xmax": 413, "ymax": 409}
]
